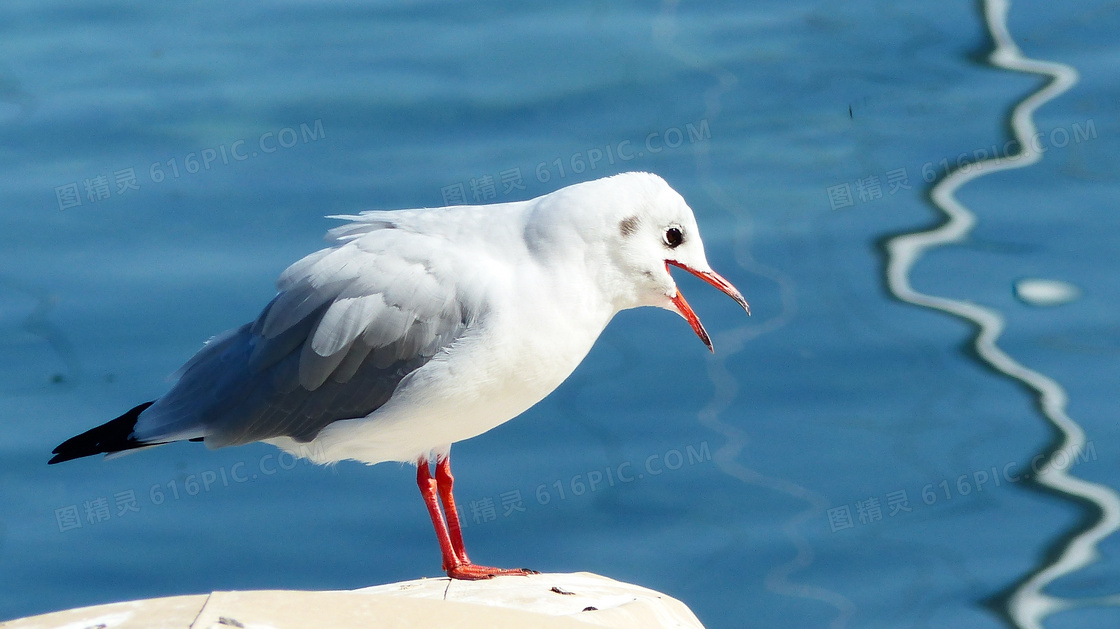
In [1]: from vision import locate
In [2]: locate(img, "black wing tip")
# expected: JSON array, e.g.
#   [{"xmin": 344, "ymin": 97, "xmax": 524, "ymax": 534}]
[
  {"xmin": 47, "ymin": 451, "xmax": 84, "ymax": 465},
  {"xmin": 47, "ymin": 401, "xmax": 156, "ymax": 465}
]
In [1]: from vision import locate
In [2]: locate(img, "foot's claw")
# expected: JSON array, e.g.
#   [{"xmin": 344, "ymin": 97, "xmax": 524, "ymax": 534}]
[{"xmin": 446, "ymin": 564, "xmax": 538, "ymax": 580}]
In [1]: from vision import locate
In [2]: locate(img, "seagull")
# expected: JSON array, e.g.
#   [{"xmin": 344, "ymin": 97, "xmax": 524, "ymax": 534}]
[{"xmin": 49, "ymin": 171, "xmax": 749, "ymax": 579}]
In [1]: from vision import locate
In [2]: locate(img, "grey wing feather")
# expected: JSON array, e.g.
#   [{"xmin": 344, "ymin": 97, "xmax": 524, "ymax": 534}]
[{"xmin": 132, "ymin": 224, "xmax": 476, "ymax": 449}]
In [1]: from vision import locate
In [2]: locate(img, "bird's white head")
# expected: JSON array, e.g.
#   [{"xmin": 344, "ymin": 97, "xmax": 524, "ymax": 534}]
[{"xmin": 532, "ymin": 172, "xmax": 750, "ymax": 352}]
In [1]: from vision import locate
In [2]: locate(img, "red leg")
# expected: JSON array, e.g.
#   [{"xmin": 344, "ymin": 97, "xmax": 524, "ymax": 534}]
[
  {"xmin": 416, "ymin": 458, "xmax": 457, "ymax": 571},
  {"xmin": 418, "ymin": 454, "xmax": 538, "ymax": 580},
  {"xmin": 435, "ymin": 455, "xmax": 471, "ymax": 565}
]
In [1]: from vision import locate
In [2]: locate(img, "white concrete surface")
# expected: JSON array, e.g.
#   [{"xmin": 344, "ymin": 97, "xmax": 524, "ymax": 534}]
[{"xmin": 1, "ymin": 572, "xmax": 705, "ymax": 629}]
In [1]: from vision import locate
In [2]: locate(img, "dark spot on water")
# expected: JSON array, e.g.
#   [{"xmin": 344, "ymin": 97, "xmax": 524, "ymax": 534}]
[
  {"xmin": 618, "ymin": 215, "xmax": 639, "ymax": 237},
  {"xmin": 50, "ymin": 373, "xmax": 65, "ymax": 384}
]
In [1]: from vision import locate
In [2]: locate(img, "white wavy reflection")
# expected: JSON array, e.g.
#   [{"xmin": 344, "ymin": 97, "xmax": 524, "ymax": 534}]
[{"xmin": 884, "ymin": 0, "xmax": 1120, "ymax": 626}]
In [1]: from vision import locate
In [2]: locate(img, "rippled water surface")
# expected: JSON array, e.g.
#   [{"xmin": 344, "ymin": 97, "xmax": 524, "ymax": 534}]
[{"xmin": 2, "ymin": 1, "xmax": 1119, "ymax": 627}]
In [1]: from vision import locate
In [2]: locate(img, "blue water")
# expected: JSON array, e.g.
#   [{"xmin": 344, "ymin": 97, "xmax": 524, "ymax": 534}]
[{"xmin": 2, "ymin": 1, "xmax": 1119, "ymax": 627}]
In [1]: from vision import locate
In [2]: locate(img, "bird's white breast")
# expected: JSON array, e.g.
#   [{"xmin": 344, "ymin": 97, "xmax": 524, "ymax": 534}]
[{"xmin": 283, "ymin": 236, "xmax": 616, "ymax": 466}]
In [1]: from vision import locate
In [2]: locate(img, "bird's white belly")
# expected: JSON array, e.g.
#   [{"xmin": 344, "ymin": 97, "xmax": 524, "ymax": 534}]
[{"xmin": 278, "ymin": 306, "xmax": 606, "ymax": 466}]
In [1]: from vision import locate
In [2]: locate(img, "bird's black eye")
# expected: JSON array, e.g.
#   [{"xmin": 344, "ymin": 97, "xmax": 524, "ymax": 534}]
[{"xmin": 664, "ymin": 226, "xmax": 683, "ymax": 248}]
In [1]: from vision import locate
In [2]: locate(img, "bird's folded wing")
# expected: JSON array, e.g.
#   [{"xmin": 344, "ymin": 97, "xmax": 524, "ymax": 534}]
[{"xmin": 134, "ymin": 221, "xmax": 487, "ymax": 448}]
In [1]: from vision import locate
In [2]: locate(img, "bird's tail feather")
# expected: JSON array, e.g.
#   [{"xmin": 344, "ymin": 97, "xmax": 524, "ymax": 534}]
[{"xmin": 49, "ymin": 401, "xmax": 160, "ymax": 464}]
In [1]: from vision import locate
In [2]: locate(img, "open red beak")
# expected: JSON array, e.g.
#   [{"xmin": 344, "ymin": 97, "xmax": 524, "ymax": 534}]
[{"xmin": 666, "ymin": 260, "xmax": 750, "ymax": 353}]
